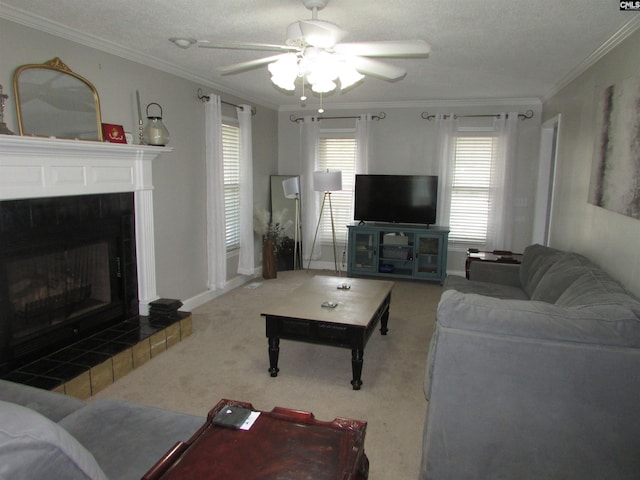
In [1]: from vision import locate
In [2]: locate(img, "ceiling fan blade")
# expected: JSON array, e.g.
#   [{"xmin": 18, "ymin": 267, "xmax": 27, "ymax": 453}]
[
  {"xmin": 218, "ymin": 54, "xmax": 290, "ymax": 75},
  {"xmin": 296, "ymin": 19, "xmax": 345, "ymax": 48},
  {"xmin": 334, "ymin": 40, "xmax": 430, "ymax": 57},
  {"xmin": 198, "ymin": 41, "xmax": 299, "ymax": 53},
  {"xmin": 351, "ymin": 57, "xmax": 407, "ymax": 80}
]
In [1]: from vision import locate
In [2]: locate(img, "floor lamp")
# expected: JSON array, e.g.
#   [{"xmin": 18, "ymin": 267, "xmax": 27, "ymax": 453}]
[
  {"xmin": 307, "ymin": 170, "xmax": 342, "ymax": 274},
  {"xmin": 282, "ymin": 176, "xmax": 302, "ymax": 270}
]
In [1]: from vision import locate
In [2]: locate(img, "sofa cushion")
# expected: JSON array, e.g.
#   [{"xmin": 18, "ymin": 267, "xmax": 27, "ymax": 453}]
[
  {"xmin": 60, "ymin": 399, "xmax": 204, "ymax": 480},
  {"xmin": 530, "ymin": 253, "xmax": 594, "ymax": 303},
  {"xmin": 0, "ymin": 400, "xmax": 107, "ymax": 480},
  {"xmin": 519, "ymin": 244, "xmax": 564, "ymax": 298},
  {"xmin": 437, "ymin": 289, "xmax": 640, "ymax": 347}
]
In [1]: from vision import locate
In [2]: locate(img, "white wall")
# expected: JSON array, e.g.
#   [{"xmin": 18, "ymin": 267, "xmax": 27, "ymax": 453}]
[
  {"xmin": 0, "ymin": 18, "xmax": 278, "ymax": 305},
  {"xmin": 277, "ymin": 102, "xmax": 542, "ymax": 273},
  {"xmin": 542, "ymin": 28, "xmax": 640, "ymax": 298}
]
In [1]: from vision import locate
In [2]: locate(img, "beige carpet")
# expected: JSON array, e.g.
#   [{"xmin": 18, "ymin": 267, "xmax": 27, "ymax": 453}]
[{"xmin": 92, "ymin": 270, "xmax": 442, "ymax": 479}]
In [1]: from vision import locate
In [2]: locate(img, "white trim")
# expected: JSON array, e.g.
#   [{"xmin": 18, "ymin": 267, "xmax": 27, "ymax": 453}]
[
  {"xmin": 532, "ymin": 114, "xmax": 562, "ymax": 246},
  {"xmin": 180, "ymin": 273, "xmax": 259, "ymax": 312},
  {"xmin": 280, "ymin": 98, "xmax": 542, "ymax": 112},
  {"xmin": 543, "ymin": 15, "xmax": 640, "ymax": 101}
]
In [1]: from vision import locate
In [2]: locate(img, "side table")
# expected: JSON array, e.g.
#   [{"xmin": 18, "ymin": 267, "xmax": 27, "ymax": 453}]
[
  {"xmin": 465, "ymin": 248, "xmax": 523, "ymax": 279},
  {"xmin": 142, "ymin": 399, "xmax": 369, "ymax": 480}
]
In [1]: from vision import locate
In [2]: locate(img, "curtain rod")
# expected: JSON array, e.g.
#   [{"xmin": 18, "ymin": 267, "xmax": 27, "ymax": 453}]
[
  {"xmin": 197, "ymin": 88, "xmax": 256, "ymax": 116},
  {"xmin": 421, "ymin": 109, "xmax": 534, "ymax": 121},
  {"xmin": 289, "ymin": 112, "xmax": 386, "ymax": 123}
]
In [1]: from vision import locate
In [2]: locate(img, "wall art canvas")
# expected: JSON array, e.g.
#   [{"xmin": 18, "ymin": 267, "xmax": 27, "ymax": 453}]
[{"xmin": 588, "ymin": 75, "xmax": 640, "ymax": 219}]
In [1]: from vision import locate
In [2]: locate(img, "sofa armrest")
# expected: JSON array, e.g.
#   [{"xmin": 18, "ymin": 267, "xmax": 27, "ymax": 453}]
[
  {"xmin": 0, "ymin": 379, "xmax": 85, "ymax": 422},
  {"xmin": 468, "ymin": 261, "xmax": 521, "ymax": 286}
]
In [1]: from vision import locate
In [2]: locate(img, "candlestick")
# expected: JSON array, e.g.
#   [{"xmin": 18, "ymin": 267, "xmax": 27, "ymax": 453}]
[{"xmin": 136, "ymin": 90, "xmax": 144, "ymax": 144}]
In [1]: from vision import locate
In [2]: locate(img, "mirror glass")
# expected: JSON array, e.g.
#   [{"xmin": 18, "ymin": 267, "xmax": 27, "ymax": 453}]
[
  {"xmin": 13, "ymin": 57, "xmax": 103, "ymax": 141},
  {"xmin": 270, "ymin": 175, "xmax": 302, "ymax": 271}
]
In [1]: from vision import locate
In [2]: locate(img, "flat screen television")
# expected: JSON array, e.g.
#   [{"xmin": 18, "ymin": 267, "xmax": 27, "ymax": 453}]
[{"xmin": 354, "ymin": 174, "xmax": 438, "ymax": 226}]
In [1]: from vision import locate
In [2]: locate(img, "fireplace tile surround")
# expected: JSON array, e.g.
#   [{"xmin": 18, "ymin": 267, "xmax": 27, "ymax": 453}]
[{"xmin": 0, "ymin": 135, "xmax": 178, "ymax": 393}]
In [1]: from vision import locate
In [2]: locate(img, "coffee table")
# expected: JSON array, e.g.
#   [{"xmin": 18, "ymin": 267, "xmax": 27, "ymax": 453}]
[
  {"xmin": 261, "ymin": 275, "xmax": 394, "ymax": 390},
  {"xmin": 142, "ymin": 398, "xmax": 369, "ymax": 479}
]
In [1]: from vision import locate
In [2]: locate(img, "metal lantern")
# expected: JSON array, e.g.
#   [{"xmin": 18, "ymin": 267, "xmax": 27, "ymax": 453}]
[{"xmin": 143, "ymin": 102, "xmax": 170, "ymax": 146}]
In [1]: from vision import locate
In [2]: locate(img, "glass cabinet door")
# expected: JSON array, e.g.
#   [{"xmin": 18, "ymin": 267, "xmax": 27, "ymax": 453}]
[
  {"xmin": 351, "ymin": 230, "xmax": 377, "ymax": 272},
  {"xmin": 415, "ymin": 235, "xmax": 442, "ymax": 278}
]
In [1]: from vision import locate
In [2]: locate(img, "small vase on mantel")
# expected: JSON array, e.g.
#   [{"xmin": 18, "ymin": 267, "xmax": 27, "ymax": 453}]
[{"xmin": 262, "ymin": 238, "xmax": 277, "ymax": 279}]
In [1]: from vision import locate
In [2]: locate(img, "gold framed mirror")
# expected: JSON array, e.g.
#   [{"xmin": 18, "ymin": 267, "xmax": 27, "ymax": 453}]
[{"xmin": 13, "ymin": 57, "xmax": 103, "ymax": 141}]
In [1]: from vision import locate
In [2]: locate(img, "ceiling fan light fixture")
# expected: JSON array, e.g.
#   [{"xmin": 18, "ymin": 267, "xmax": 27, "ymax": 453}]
[
  {"xmin": 338, "ymin": 64, "xmax": 365, "ymax": 89},
  {"xmin": 310, "ymin": 78, "xmax": 336, "ymax": 93},
  {"xmin": 268, "ymin": 54, "xmax": 298, "ymax": 91}
]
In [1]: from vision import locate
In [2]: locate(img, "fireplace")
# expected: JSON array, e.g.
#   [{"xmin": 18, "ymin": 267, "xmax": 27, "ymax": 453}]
[
  {"xmin": 0, "ymin": 193, "xmax": 138, "ymax": 372},
  {"xmin": 0, "ymin": 135, "xmax": 169, "ymax": 377}
]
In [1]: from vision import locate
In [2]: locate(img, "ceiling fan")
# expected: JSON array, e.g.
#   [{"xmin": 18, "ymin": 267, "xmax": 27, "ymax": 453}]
[{"xmin": 170, "ymin": 0, "xmax": 430, "ymax": 95}]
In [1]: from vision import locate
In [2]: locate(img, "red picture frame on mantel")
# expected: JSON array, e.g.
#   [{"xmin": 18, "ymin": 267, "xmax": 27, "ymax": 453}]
[{"xmin": 102, "ymin": 123, "xmax": 127, "ymax": 143}]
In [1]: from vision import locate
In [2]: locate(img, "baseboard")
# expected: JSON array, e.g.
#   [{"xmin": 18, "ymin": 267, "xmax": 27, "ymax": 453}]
[{"xmin": 181, "ymin": 272, "xmax": 259, "ymax": 312}]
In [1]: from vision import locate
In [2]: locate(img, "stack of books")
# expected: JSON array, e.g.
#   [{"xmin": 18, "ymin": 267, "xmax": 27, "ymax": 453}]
[{"xmin": 149, "ymin": 298, "xmax": 183, "ymax": 324}]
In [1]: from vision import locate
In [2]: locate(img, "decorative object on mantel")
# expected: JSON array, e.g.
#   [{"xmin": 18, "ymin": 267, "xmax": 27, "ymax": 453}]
[
  {"xmin": 588, "ymin": 75, "xmax": 640, "ymax": 220},
  {"xmin": 254, "ymin": 208, "xmax": 292, "ymax": 279},
  {"xmin": 101, "ymin": 123, "xmax": 127, "ymax": 143},
  {"xmin": 143, "ymin": 102, "xmax": 170, "ymax": 146},
  {"xmin": 0, "ymin": 85, "xmax": 14, "ymax": 135},
  {"xmin": 12, "ymin": 57, "xmax": 103, "ymax": 141},
  {"xmin": 136, "ymin": 90, "xmax": 144, "ymax": 144}
]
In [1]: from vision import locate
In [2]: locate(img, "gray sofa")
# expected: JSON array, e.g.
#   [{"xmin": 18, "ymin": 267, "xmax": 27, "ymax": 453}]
[
  {"xmin": 420, "ymin": 244, "xmax": 640, "ymax": 479},
  {"xmin": 0, "ymin": 379, "xmax": 204, "ymax": 479}
]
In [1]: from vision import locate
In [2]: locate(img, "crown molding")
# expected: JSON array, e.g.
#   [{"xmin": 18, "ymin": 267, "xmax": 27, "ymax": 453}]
[
  {"xmin": 278, "ymin": 97, "xmax": 542, "ymax": 113},
  {"xmin": 543, "ymin": 14, "xmax": 640, "ymax": 101},
  {"xmin": 0, "ymin": 2, "xmax": 279, "ymax": 111}
]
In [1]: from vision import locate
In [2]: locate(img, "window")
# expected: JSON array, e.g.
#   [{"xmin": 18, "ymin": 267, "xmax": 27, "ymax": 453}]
[
  {"xmin": 222, "ymin": 122, "xmax": 240, "ymax": 251},
  {"xmin": 317, "ymin": 132, "xmax": 357, "ymax": 244},
  {"xmin": 449, "ymin": 130, "xmax": 495, "ymax": 245}
]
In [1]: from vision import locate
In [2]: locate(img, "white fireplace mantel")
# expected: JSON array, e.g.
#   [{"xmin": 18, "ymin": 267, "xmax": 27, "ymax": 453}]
[{"xmin": 0, "ymin": 135, "xmax": 173, "ymax": 315}]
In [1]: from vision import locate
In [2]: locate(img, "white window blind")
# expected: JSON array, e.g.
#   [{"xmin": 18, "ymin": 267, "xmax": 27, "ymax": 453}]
[
  {"xmin": 222, "ymin": 123, "xmax": 240, "ymax": 250},
  {"xmin": 449, "ymin": 134, "xmax": 495, "ymax": 245},
  {"xmin": 317, "ymin": 135, "xmax": 356, "ymax": 244}
]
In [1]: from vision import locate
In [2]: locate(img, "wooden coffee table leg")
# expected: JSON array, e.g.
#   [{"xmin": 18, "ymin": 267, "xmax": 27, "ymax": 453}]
[
  {"xmin": 356, "ymin": 452, "xmax": 370, "ymax": 479},
  {"xmin": 351, "ymin": 348, "xmax": 363, "ymax": 390},
  {"xmin": 268, "ymin": 336, "xmax": 280, "ymax": 377}
]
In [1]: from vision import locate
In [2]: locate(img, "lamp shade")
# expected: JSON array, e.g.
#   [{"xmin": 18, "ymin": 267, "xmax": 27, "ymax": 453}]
[
  {"xmin": 282, "ymin": 176, "xmax": 300, "ymax": 199},
  {"xmin": 313, "ymin": 170, "xmax": 342, "ymax": 192}
]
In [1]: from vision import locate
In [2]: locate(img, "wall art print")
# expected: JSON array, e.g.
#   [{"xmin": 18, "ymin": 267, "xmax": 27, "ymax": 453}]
[{"xmin": 588, "ymin": 75, "xmax": 640, "ymax": 219}]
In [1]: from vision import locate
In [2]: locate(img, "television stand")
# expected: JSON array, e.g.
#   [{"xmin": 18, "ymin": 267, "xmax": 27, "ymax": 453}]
[{"xmin": 347, "ymin": 223, "xmax": 449, "ymax": 284}]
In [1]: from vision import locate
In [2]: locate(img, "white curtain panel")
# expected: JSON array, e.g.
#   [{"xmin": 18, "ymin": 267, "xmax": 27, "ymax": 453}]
[
  {"xmin": 355, "ymin": 114, "xmax": 372, "ymax": 174},
  {"xmin": 486, "ymin": 112, "xmax": 518, "ymax": 251},
  {"xmin": 435, "ymin": 113, "xmax": 458, "ymax": 228},
  {"xmin": 236, "ymin": 105, "xmax": 255, "ymax": 275},
  {"xmin": 204, "ymin": 94, "xmax": 227, "ymax": 289},
  {"xmin": 300, "ymin": 116, "xmax": 320, "ymax": 262}
]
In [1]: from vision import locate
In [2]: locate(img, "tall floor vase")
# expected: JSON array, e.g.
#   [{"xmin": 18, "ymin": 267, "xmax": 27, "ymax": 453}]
[{"xmin": 262, "ymin": 238, "xmax": 277, "ymax": 279}]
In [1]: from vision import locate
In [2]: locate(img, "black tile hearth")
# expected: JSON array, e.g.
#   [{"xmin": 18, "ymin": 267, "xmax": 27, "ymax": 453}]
[{"xmin": 0, "ymin": 315, "xmax": 187, "ymax": 393}]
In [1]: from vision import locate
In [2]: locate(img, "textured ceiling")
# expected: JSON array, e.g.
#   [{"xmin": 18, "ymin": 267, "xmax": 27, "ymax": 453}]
[{"xmin": 1, "ymin": 0, "xmax": 639, "ymax": 110}]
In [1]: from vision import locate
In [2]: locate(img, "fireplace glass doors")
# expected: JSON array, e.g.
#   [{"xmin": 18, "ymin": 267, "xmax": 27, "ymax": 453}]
[
  {"xmin": 7, "ymin": 242, "xmax": 111, "ymax": 340},
  {"xmin": 0, "ymin": 193, "xmax": 138, "ymax": 372}
]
